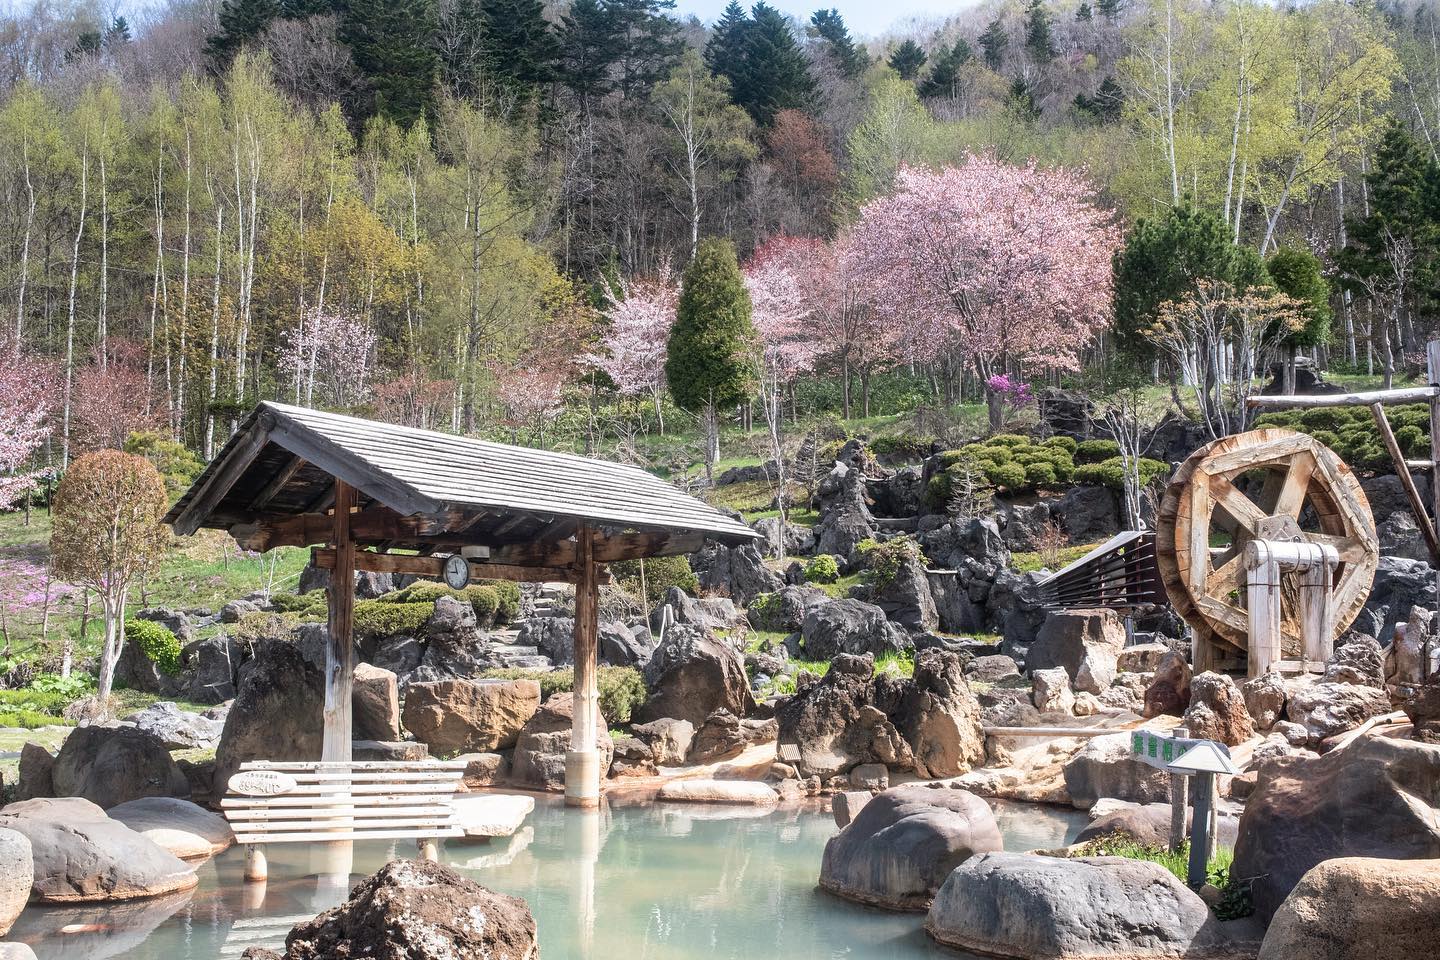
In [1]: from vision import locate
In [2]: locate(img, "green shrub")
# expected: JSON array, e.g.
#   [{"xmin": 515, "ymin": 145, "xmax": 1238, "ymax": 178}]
[
  {"xmin": 988, "ymin": 461, "xmax": 1027, "ymax": 490},
  {"xmin": 353, "ymin": 600, "xmax": 433, "ymax": 637},
  {"xmin": 611, "ymin": 556, "xmax": 699, "ymax": 606},
  {"xmin": 30, "ymin": 672, "xmax": 95, "ymax": 699},
  {"xmin": 232, "ymin": 611, "xmax": 299, "ymax": 644},
  {"xmin": 804, "ymin": 554, "xmax": 840, "ymax": 584},
  {"xmin": 0, "ymin": 688, "xmax": 69, "ymax": 728},
  {"xmin": 1074, "ymin": 456, "xmax": 1171, "ymax": 490},
  {"xmin": 869, "ymin": 434, "xmax": 932, "ymax": 461},
  {"xmin": 1042, "ymin": 435, "xmax": 1078, "ymax": 453},
  {"xmin": 124, "ymin": 431, "xmax": 205, "ymax": 498},
  {"xmin": 988, "ymin": 433, "xmax": 1030, "ymax": 448},
  {"xmin": 477, "ymin": 666, "xmax": 647, "ymax": 723},
  {"xmin": 860, "ymin": 536, "xmax": 926, "ymax": 589},
  {"xmin": 1396, "ymin": 424, "xmax": 1427, "ymax": 458},
  {"xmin": 272, "ymin": 590, "xmax": 328, "ymax": 617},
  {"xmin": 388, "ymin": 579, "xmax": 522, "ymax": 625},
  {"xmin": 1024, "ymin": 461, "xmax": 1059, "ymax": 488},
  {"xmin": 1076, "ymin": 439, "xmax": 1121, "ymax": 463},
  {"xmin": 1253, "ymin": 404, "xmax": 1432, "ymax": 471},
  {"xmin": 125, "ymin": 618, "xmax": 182, "ymax": 675},
  {"xmin": 487, "ymin": 580, "xmax": 522, "ymax": 622}
]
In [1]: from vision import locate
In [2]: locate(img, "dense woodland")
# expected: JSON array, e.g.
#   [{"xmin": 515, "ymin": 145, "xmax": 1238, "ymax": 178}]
[{"xmin": 0, "ymin": 0, "xmax": 1435, "ymax": 485}]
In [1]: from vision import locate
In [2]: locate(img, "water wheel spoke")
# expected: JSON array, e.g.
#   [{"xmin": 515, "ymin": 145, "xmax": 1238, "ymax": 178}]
[
  {"xmin": 1272, "ymin": 456, "xmax": 1315, "ymax": 519},
  {"xmin": 1306, "ymin": 533, "xmax": 1367, "ymax": 564},
  {"xmin": 1209, "ymin": 475, "xmax": 1267, "ymax": 531},
  {"xmin": 1204, "ymin": 551, "xmax": 1243, "ymax": 598}
]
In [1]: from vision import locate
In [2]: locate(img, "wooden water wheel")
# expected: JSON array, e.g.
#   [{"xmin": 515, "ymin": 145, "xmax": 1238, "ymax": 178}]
[{"xmin": 1154, "ymin": 428, "xmax": 1379, "ymax": 672}]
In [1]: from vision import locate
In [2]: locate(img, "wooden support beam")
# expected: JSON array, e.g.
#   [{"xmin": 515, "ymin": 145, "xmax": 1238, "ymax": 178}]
[
  {"xmin": 1247, "ymin": 386, "xmax": 1440, "ymax": 409},
  {"xmin": 566, "ymin": 524, "xmax": 601, "ymax": 808},
  {"xmin": 1369, "ymin": 402, "xmax": 1440, "ymax": 562},
  {"xmin": 248, "ymin": 455, "xmax": 307, "ymax": 512},
  {"xmin": 324, "ymin": 481, "xmax": 356, "ymax": 763},
  {"xmin": 173, "ymin": 418, "xmax": 273, "ymax": 536},
  {"xmin": 310, "ymin": 547, "xmax": 603, "ymax": 585},
  {"xmin": 1428, "ymin": 340, "xmax": 1440, "ymax": 643}
]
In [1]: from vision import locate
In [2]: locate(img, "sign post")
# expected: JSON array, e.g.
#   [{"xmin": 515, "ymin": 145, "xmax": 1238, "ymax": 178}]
[{"xmin": 1167, "ymin": 741, "xmax": 1239, "ymax": 889}]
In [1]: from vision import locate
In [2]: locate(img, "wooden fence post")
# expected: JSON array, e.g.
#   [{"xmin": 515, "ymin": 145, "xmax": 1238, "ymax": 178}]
[{"xmin": 323, "ymin": 480, "xmax": 355, "ymax": 763}]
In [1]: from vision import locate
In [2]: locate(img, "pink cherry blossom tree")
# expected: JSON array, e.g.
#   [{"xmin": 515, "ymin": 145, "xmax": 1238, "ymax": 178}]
[
  {"xmin": 0, "ymin": 347, "xmax": 54, "ymax": 511},
  {"xmin": 590, "ymin": 266, "xmax": 679, "ymax": 432},
  {"xmin": 372, "ymin": 370, "xmax": 456, "ymax": 429},
  {"xmin": 278, "ymin": 306, "xmax": 379, "ymax": 408},
  {"xmin": 850, "ymin": 156, "xmax": 1121, "ymax": 430}
]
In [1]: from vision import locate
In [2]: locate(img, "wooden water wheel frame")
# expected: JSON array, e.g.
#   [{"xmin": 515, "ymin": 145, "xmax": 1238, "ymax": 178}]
[{"xmin": 1155, "ymin": 428, "xmax": 1379, "ymax": 672}]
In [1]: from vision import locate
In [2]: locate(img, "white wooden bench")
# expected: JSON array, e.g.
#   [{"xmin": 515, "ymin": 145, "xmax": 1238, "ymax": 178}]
[{"xmin": 220, "ymin": 760, "xmax": 469, "ymax": 881}]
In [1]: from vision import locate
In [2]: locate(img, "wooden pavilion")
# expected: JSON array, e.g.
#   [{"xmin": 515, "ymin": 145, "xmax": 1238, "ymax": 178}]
[{"xmin": 165, "ymin": 401, "xmax": 759, "ymax": 806}]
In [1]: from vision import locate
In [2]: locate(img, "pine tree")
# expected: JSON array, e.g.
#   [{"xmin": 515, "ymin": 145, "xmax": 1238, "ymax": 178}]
[
  {"xmin": 1025, "ymin": 0, "xmax": 1057, "ymax": 62},
  {"xmin": 919, "ymin": 38, "xmax": 971, "ymax": 99},
  {"xmin": 105, "ymin": 16, "xmax": 132, "ymax": 46},
  {"xmin": 1074, "ymin": 74, "xmax": 1123, "ymax": 121},
  {"xmin": 606, "ymin": 0, "xmax": 684, "ymax": 100},
  {"xmin": 887, "ymin": 39, "xmax": 928, "ymax": 80},
  {"xmin": 705, "ymin": 0, "xmax": 751, "ymax": 85},
  {"xmin": 979, "ymin": 18, "xmax": 1008, "ymax": 70},
  {"xmin": 1267, "ymin": 247, "xmax": 1332, "ymax": 350},
  {"xmin": 558, "ymin": 0, "xmax": 625, "ymax": 110},
  {"xmin": 664, "ymin": 238, "xmax": 756, "ymax": 481},
  {"xmin": 810, "ymin": 8, "xmax": 867, "ymax": 78},
  {"xmin": 1076, "ymin": 2, "xmax": 1092, "ymax": 20},
  {"xmin": 1009, "ymin": 76, "xmax": 1040, "ymax": 120},
  {"xmin": 1097, "ymin": 0, "xmax": 1122, "ymax": 23},
  {"xmin": 339, "ymin": 0, "xmax": 440, "ymax": 126},
  {"xmin": 728, "ymin": 3, "xmax": 817, "ymax": 125},
  {"xmin": 477, "ymin": 0, "xmax": 561, "ymax": 107},
  {"xmin": 206, "ymin": 0, "xmax": 281, "ymax": 69}
]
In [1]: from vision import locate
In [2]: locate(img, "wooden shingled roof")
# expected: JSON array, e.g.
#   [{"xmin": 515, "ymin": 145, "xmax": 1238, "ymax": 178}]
[{"xmin": 165, "ymin": 402, "xmax": 758, "ymax": 564}]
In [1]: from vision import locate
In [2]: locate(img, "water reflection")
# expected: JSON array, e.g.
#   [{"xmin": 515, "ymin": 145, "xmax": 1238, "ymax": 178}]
[{"xmin": 13, "ymin": 797, "xmax": 1085, "ymax": 960}]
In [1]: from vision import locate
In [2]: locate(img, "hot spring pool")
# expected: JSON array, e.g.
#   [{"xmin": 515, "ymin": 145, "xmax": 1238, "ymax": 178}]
[{"xmin": 8, "ymin": 794, "xmax": 1087, "ymax": 959}]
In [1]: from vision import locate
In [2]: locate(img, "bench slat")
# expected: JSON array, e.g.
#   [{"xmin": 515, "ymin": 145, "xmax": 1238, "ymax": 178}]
[
  {"xmin": 229, "ymin": 782, "xmax": 463, "ymax": 796},
  {"xmin": 240, "ymin": 761, "xmax": 468, "ymax": 770},
  {"xmin": 233, "ymin": 816, "xmax": 457, "ymax": 831},
  {"xmin": 235, "ymin": 771, "xmax": 465, "ymax": 783},
  {"xmin": 231, "ymin": 827, "xmax": 465, "ymax": 843},
  {"xmin": 222, "ymin": 794, "xmax": 460, "ymax": 809},
  {"xmin": 227, "ymin": 806, "xmax": 456, "ymax": 821}
]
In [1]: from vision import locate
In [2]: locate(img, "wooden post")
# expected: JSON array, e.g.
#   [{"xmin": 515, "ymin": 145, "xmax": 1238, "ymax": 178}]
[
  {"xmin": 1168, "ymin": 727, "xmax": 1188, "ymax": 853},
  {"xmin": 1369, "ymin": 401, "xmax": 1440, "ymax": 561},
  {"xmin": 244, "ymin": 844, "xmax": 268, "ymax": 882},
  {"xmin": 566, "ymin": 524, "xmax": 601, "ymax": 808},
  {"xmin": 417, "ymin": 837, "xmax": 438, "ymax": 861},
  {"xmin": 323, "ymin": 480, "xmax": 355, "ymax": 763},
  {"xmin": 1428, "ymin": 341, "xmax": 1440, "ymax": 646}
]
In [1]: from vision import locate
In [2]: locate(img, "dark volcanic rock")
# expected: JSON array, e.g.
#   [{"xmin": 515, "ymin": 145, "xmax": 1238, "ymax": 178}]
[
  {"xmin": 212, "ymin": 640, "xmax": 325, "ymax": 798},
  {"xmin": 800, "ymin": 598, "xmax": 908, "ymax": 660},
  {"xmin": 637, "ymin": 624, "xmax": 754, "ymax": 727},
  {"xmin": 51, "ymin": 726, "xmax": 190, "ymax": 809}
]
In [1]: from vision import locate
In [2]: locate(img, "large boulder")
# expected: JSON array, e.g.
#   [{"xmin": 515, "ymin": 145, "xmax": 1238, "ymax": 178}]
[
  {"xmin": 1143, "ymin": 648, "xmax": 1192, "ymax": 717},
  {"xmin": 800, "ymin": 598, "xmax": 908, "ymax": 661},
  {"xmin": 820, "ymin": 784, "xmax": 1001, "ymax": 910},
  {"xmin": 1032, "ymin": 667, "xmax": 1074, "ymax": 714},
  {"xmin": 283, "ymin": 859, "xmax": 538, "ymax": 960},
  {"xmin": 897, "ymin": 649, "xmax": 985, "ymax": 778},
  {"xmin": 1027, "ymin": 609, "xmax": 1125, "ymax": 685},
  {"xmin": 14, "ymin": 743, "xmax": 52, "ymax": 802},
  {"xmin": 51, "ymin": 725, "xmax": 189, "ymax": 809},
  {"xmin": 870, "ymin": 549, "xmax": 939, "ymax": 632},
  {"xmin": 775, "ymin": 655, "xmax": 912, "ymax": 779},
  {"xmin": 925, "ymin": 852, "xmax": 1231, "ymax": 959},
  {"xmin": 1052, "ymin": 484, "xmax": 1121, "ymax": 542},
  {"xmin": 1258, "ymin": 857, "xmax": 1440, "ymax": 960},
  {"xmin": 106, "ymin": 797, "xmax": 234, "ymax": 860},
  {"xmin": 1357, "ymin": 556, "xmax": 1437, "ymax": 644},
  {"xmin": 1284, "ymin": 679, "xmax": 1389, "ymax": 746},
  {"xmin": 689, "ymin": 541, "xmax": 784, "ymax": 606},
  {"xmin": 688, "ymin": 709, "xmax": 778, "ymax": 763},
  {"xmin": 814, "ymin": 441, "xmax": 878, "ymax": 559},
  {"xmin": 181, "ymin": 634, "xmax": 247, "ymax": 704},
  {"xmin": 511, "ymin": 692, "xmax": 614, "ymax": 792},
  {"xmin": 1062, "ymin": 733, "xmax": 1172, "ymax": 810},
  {"xmin": 0, "ymin": 829, "xmax": 30, "ymax": 936},
  {"xmin": 1183, "ymin": 671, "xmax": 1255, "ymax": 746},
  {"xmin": 631, "ymin": 718, "xmax": 694, "ymax": 766},
  {"xmin": 1233, "ymin": 735, "xmax": 1440, "ymax": 920},
  {"xmin": 123, "ymin": 701, "xmax": 223, "ymax": 751},
  {"xmin": 1075, "ymin": 802, "xmax": 1182, "ymax": 848},
  {"xmin": 656, "ymin": 780, "xmax": 779, "ymax": 804},
  {"xmin": 746, "ymin": 584, "xmax": 830, "ymax": 632},
  {"xmin": 352, "ymin": 663, "xmax": 401, "ymax": 742},
  {"xmin": 636, "ymin": 624, "xmax": 754, "ymax": 727},
  {"xmin": 212, "ymin": 639, "xmax": 325, "ymax": 798},
  {"xmin": 1242, "ymin": 671, "xmax": 1288, "ymax": 731},
  {"xmin": 401, "ymin": 678, "xmax": 540, "ymax": 755},
  {"xmin": 0, "ymin": 798, "xmax": 197, "ymax": 903}
]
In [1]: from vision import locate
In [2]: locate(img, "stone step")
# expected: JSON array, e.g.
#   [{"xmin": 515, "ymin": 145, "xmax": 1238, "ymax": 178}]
[
  {"xmin": 495, "ymin": 655, "xmax": 552, "ymax": 670},
  {"xmin": 491, "ymin": 644, "xmax": 540, "ymax": 658}
]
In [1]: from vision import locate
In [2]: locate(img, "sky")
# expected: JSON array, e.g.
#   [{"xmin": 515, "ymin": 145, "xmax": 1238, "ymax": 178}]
[{"xmin": 669, "ymin": 0, "xmax": 967, "ymax": 38}]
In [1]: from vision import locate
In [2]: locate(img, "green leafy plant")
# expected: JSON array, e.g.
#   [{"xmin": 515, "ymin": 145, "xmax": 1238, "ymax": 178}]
[
  {"xmin": 353, "ymin": 600, "xmax": 433, "ymax": 637},
  {"xmin": 856, "ymin": 536, "xmax": 926, "ymax": 589},
  {"xmin": 1075, "ymin": 438, "xmax": 1121, "ymax": 463},
  {"xmin": 804, "ymin": 554, "xmax": 840, "ymax": 584},
  {"xmin": 478, "ymin": 666, "xmax": 647, "ymax": 723},
  {"xmin": 611, "ymin": 556, "xmax": 699, "ymax": 607},
  {"xmin": 1074, "ymin": 456, "xmax": 1170, "ymax": 490},
  {"xmin": 125, "ymin": 618, "xmax": 182, "ymax": 675},
  {"xmin": 30, "ymin": 672, "xmax": 95, "ymax": 699}
]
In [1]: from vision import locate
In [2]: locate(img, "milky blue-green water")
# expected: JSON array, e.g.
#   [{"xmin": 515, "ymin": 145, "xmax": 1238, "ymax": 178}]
[{"xmin": 9, "ymin": 795, "xmax": 1086, "ymax": 959}]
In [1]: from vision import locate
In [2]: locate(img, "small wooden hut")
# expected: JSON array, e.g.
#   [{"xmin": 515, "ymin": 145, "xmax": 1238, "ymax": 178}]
[{"xmin": 165, "ymin": 402, "xmax": 759, "ymax": 806}]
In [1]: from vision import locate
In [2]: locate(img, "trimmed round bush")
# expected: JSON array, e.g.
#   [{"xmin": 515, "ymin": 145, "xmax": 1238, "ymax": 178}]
[
  {"xmin": 989, "ymin": 461, "xmax": 1027, "ymax": 490},
  {"xmin": 1024, "ymin": 461, "xmax": 1058, "ymax": 488},
  {"xmin": 804, "ymin": 554, "xmax": 841, "ymax": 584},
  {"xmin": 1042, "ymin": 435, "xmax": 1078, "ymax": 453},
  {"xmin": 1076, "ymin": 439, "xmax": 1121, "ymax": 463},
  {"xmin": 125, "ymin": 618, "xmax": 181, "ymax": 676}
]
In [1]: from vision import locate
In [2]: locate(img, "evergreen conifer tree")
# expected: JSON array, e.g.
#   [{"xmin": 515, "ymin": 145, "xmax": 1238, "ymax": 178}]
[
  {"xmin": 339, "ymin": 0, "xmax": 439, "ymax": 126},
  {"xmin": 809, "ymin": 8, "xmax": 867, "ymax": 78},
  {"xmin": 705, "ymin": 0, "xmax": 751, "ymax": 85},
  {"xmin": 1076, "ymin": 3, "xmax": 1092, "ymax": 21},
  {"xmin": 606, "ymin": 0, "xmax": 684, "ymax": 100},
  {"xmin": 919, "ymin": 38, "xmax": 971, "ymax": 99},
  {"xmin": 665, "ymin": 237, "xmax": 756, "ymax": 481},
  {"xmin": 979, "ymin": 18, "xmax": 1008, "ymax": 70},
  {"xmin": 1267, "ymin": 247, "xmax": 1333, "ymax": 354},
  {"xmin": 887, "ymin": 39, "xmax": 928, "ymax": 80},
  {"xmin": 1025, "ymin": 0, "xmax": 1057, "ymax": 62},
  {"xmin": 206, "ymin": 0, "xmax": 281, "ymax": 68},
  {"xmin": 477, "ymin": 0, "xmax": 561, "ymax": 107},
  {"xmin": 558, "ymin": 0, "xmax": 625, "ymax": 110},
  {"xmin": 1074, "ymin": 75, "xmax": 1123, "ymax": 121},
  {"xmin": 1097, "ymin": 0, "xmax": 1122, "ymax": 22}
]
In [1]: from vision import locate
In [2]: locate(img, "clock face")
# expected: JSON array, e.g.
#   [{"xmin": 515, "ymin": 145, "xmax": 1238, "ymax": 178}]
[{"xmin": 443, "ymin": 554, "xmax": 469, "ymax": 590}]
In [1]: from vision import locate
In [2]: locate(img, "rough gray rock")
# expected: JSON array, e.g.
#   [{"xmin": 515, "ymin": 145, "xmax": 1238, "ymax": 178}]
[
  {"xmin": 688, "ymin": 709, "xmax": 777, "ymax": 763},
  {"xmin": 925, "ymin": 852, "xmax": 1231, "ymax": 958},
  {"xmin": 898, "ymin": 650, "xmax": 985, "ymax": 778},
  {"xmin": 15, "ymin": 743, "xmax": 52, "ymax": 802},
  {"xmin": 1062, "ymin": 733, "xmax": 1173, "ymax": 810},
  {"xmin": 283, "ymin": 859, "xmax": 538, "ymax": 960},
  {"xmin": 213, "ymin": 639, "xmax": 325, "ymax": 798},
  {"xmin": 352, "ymin": 662, "xmax": 401, "ymax": 742},
  {"xmin": 1257, "ymin": 857, "xmax": 1440, "ymax": 960},
  {"xmin": 746, "ymin": 585, "xmax": 830, "ymax": 633},
  {"xmin": 1031, "ymin": 667, "xmax": 1074, "ymax": 714},
  {"xmin": 752, "ymin": 517, "xmax": 816, "ymax": 556},
  {"xmin": 511, "ymin": 692, "xmax": 614, "ymax": 792},
  {"xmin": 800, "ymin": 598, "xmax": 908, "ymax": 661},
  {"xmin": 814, "ymin": 441, "xmax": 878, "ymax": 559},
  {"xmin": 1183, "ymin": 671, "xmax": 1255, "ymax": 746},
  {"xmin": 1284, "ymin": 679, "xmax": 1390, "ymax": 746},
  {"xmin": 1323, "ymin": 633, "xmax": 1385, "ymax": 686},
  {"xmin": 180, "ymin": 635, "xmax": 246, "ymax": 704},
  {"xmin": 0, "ymin": 797, "xmax": 197, "ymax": 903},
  {"xmin": 870, "ymin": 549, "xmax": 939, "ymax": 632},
  {"xmin": 775, "ymin": 654, "xmax": 912, "ymax": 779},
  {"xmin": 1356, "ymin": 556, "xmax": 1438, "ymax": 646},
  {"xmin": 968, "ymin": 654, "xmax": 1020, "ymax": 683},
  {"xmin": 637, "ymin": 624, "xmax": 754, "ymax": 727},
  {"xmin": 124, "ymin": 701, "xmax": 223, "ymax": 751},
  {"xmin": 1027, "ymin": 608, "xmax": 1126, "ymax": 683},
  {"xmin": 1053, "ymin": 484, "xmax": 1121, "ymax": 542},
  {"xmin": 1233, "ymin": 735, "xmax": 1440, "ymax": 921},
  {"xmin": 0, "ymin": 828, "xmax": 30, "ymax": 936},
  {"xmin": 631, "ymin": 718, "xmax": 694, "ymax": 766},
  {"xmin": 1242, "ymin": 671, "xmax": 1287, "ymax": 731},
  {"xmin": 52, "ymin": 726, "xmax": 190, "ymax": 809},
  {"xmin": 689, "ymin": 541, "xmax": 784, "ymax": 606},
  {"xmin": 820, "ymin": 785, "xmax": 1002, "ymax": 910}
]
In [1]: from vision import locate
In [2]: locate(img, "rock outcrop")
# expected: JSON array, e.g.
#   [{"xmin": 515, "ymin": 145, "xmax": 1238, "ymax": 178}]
[
  {"xmin": 511, "ymin": 693, "xmax": 613, "ymax": 792},
  {"xmin": 1183, "ymin": 671, "xmax": 1254, "ymax": 746},
  {"xmin": 800, "ymin": 598, "xmax": 908, "ymax": 660},
  {"xmin": 283, "ymin": 859, "xmax": 539, "ymax": 960},
  {"xmin": 1258, "ymin": 857, "xmax": 1440, "ymax": 960},
  {"xmin": 400, "ymin": 678, "xmax": 540, "ymax": 754},
  {"xmin": 636, "ymin": 624, "xmax": 754, "ymax": 727},
  {"xmin": 213, "ymin": 639, "xmax": 325, "ymax": 797},
  {"xmin": 106, "ymin": 797, "xmax": 234, "ymax": 860},
  {"xmin": 51, "ymin": 725, "xmax": 190, "ymax": 808},
  {"xmin": 820, "ymin": 785, "xmax": 1002, "ymax": 910},
  {"xmin": 1062, "ymin": 733, "xmax": 1172, "ymax": 810}
]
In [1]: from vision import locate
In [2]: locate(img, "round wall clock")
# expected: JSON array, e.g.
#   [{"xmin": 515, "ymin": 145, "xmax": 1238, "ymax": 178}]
[{"xmin": 443, "ymin": 554, "xmax": 470, "ymax": 590}]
